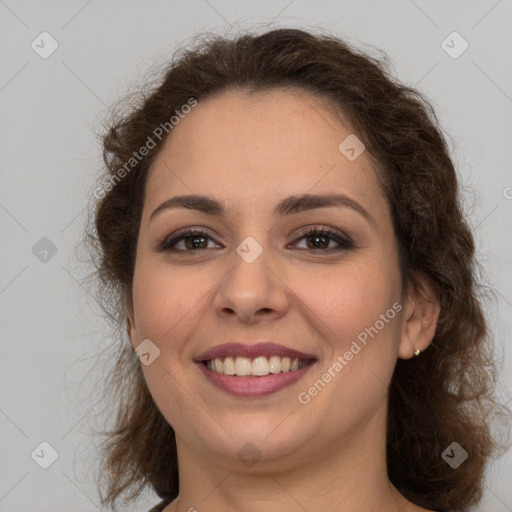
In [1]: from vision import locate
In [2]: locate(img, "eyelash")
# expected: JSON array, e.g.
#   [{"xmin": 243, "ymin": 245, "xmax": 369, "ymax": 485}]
[{"xmin": 157, "ymin": 226, "xmax": 355, "ymax": 254}]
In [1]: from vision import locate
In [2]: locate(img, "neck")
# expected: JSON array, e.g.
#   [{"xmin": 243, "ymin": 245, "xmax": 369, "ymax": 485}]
[{"xmin": 165, "ymin": 403, "xmax": 423, "ymax": 512}]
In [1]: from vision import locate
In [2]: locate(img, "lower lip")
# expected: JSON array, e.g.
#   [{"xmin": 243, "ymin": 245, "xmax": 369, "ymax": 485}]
[{"xmin": 196, "ymin": 361, "xmax": 316, "ymax": 397}]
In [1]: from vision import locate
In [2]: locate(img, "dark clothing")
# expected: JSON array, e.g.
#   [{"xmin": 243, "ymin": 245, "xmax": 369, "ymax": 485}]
[{"xmin": 147, "ymin": 500, "xmax": 170, "ymax": 512}]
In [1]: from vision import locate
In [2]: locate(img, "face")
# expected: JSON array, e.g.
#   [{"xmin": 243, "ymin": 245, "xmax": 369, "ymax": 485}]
[{"xmin": 128, "ymin": 88, "xmax": 406, "ymax": 469}]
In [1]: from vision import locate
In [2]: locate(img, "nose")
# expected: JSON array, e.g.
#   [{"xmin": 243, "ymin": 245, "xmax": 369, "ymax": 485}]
[{"xmin": 212, "ymin": 245, "xmax": 290, "ymax": 324}]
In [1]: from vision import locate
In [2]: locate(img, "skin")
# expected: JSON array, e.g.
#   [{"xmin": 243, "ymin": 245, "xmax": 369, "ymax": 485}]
[{"xmin": 127, "ymin": 88, "xmax": 440, "ymax": 512}]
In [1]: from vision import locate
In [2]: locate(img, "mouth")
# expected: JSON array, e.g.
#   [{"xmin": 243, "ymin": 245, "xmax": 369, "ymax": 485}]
[
  {"xmin": 203, "ymin": 355, "xmax": 312, "ymax": 376},
  {"xmin": 194, "ymin": 342, "xmax": 317, "ymax": 397}
]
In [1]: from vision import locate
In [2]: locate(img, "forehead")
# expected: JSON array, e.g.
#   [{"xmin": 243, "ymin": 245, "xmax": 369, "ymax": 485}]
[{"xmin": 144, "ymin": 88, "xmax": 385, "ymax": 218}]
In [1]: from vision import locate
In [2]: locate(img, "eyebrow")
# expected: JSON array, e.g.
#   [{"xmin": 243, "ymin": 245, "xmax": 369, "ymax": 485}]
[{"xmin": 149, "ymin": 193, "xmax": 375, "ymax": 226}]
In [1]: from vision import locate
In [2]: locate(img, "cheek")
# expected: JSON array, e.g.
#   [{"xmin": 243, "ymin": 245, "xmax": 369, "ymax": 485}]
[
  {"xmin": 292, "ymin": 259, "xmax": 400, "ymax": 346},
  {"xmin": 130, "ymin": 260, "xmax": 212, "ymax": 427},
  {"xmin": 130, "ymin": 257, "xmax": 211, "ymax": 350},
  {"xmin": 294, "ymin": 258, "xmax": 403, "ymax": 414},
  {"xmin": 293, "ymin": 268, "xmax": 401, "ymax": 422}
]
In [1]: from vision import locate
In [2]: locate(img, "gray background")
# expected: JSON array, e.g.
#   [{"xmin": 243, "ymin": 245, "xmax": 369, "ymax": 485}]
[{"xmin": 1, "ymin": 0, "xmax": 511, "ymax": 510}]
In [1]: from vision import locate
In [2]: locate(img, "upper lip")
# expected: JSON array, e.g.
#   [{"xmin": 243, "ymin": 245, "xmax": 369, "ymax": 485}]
[{"xmin": 194, "ymin": 342, "xmax": 317, "ymax": 362}]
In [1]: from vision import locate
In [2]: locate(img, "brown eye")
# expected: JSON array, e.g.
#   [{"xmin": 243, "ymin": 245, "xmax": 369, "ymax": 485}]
[
  {"xmin": 159, "ymin": 229, "xmax": 220, "ymax": 252},
  {"xmin": 292, "ymin": 228, "xmax": 354, "ymax": 252},
  {"xmin": 158, "ymin": 227, "xmax": 354, "ymax": 254}
]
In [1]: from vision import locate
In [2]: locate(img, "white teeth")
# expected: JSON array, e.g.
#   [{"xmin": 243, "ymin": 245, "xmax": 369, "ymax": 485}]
[
  {"xmin": 234, "ymin": 357, "xmax": 252, "ymax": 376},
  {"xmin": 268, "ymin": 355, "xmax": 281, "ymax": 374},
  {"xmin": 252, "ymin": 356, "xmax": 269, "ymax": 376},
  {"xmin": 206, "ymin": 356, "xmax": 308, "ymax": 376},
  {"xmin": 223, "ymin": 356, "xmax": 236, "ymax": 375}
]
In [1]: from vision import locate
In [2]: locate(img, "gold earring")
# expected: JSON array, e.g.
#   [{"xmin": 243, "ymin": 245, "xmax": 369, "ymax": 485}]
[{"xmin": 414, "ymin": 348, "xmax": 421, "ymax": 357}]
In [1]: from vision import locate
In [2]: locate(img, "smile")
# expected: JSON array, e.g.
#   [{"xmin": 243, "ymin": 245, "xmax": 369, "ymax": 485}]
[
  {"xmin": 204, "ymin": 355, "xmax": 310, "ymax": 376},
  {"xmin": 195, "ymin": 342, "xmax": 317, "ymax": 396}
]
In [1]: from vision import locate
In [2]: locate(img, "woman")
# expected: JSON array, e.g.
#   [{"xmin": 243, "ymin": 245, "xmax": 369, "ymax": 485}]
[{"xmin": 86, "ymin": 28, "xmax": 503, "ymax": 512}]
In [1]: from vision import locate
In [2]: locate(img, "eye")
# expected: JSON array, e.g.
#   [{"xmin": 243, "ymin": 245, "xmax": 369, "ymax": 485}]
[
  {"xmin": 290, "ymin": 227, "xmax": 354, "ymax": 253},
  {"xmin": 158, "ymin": 229, "xmax": 221, "ymax": 252},
  {"xmin": 158, "ymin": 226, "xmax": 354, "ymax": 254}
]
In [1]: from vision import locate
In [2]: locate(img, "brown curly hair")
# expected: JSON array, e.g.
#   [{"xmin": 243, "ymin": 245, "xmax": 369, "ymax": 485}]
[{"xmin": 84, "ymin": 27, "xmax": 506, "ymax": 511}]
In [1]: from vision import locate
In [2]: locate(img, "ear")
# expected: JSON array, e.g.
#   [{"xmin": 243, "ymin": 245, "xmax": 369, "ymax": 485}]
[{"xmin": 398, "ymin": 273, "xmax": 440, "ymax": 360}]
